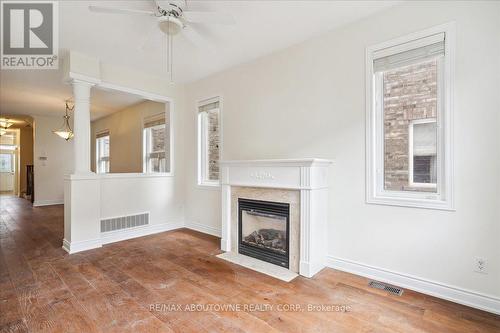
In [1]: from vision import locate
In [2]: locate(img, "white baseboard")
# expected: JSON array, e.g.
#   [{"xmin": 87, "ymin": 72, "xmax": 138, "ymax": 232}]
[
  {"xmin": 33, "ymin": 199, "xmax": 64, "ymax": 207},
  {"xmin": 299, "ymin": 261, "xmax": 325, "ymax": 278},
  {"xmin": 62, "ymin": 237, "xmax": 102, "ymax": 254},
  {"xmin": 326, "ymin": 256, "xmax": 500, "ymax": 315},
  {"xmin": 185, "ymin": 221, "xmax": 221, "ymax": 237},
  {"xmin": 101, "ymin": 221, "xmax": 184, "ymax": 245},
  {"xmin": 62, "ymin": 221, "xmax": 184, "ymax": 254}
]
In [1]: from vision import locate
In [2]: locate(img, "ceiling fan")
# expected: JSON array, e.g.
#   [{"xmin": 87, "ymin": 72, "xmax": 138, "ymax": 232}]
[{"xmin": 89, "ymin": 0, "xmax": 234, "ymax": 82}]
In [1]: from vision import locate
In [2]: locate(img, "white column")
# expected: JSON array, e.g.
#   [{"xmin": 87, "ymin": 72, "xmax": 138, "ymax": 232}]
[{"xmin": 72, "ymin": 80, "xmax": 93, "ymax": 174}]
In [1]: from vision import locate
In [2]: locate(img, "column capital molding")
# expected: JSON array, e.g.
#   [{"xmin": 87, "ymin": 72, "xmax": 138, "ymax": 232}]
[{"xmin": 66, "ymin": 72, "xmax": 101, "ymax": 87}]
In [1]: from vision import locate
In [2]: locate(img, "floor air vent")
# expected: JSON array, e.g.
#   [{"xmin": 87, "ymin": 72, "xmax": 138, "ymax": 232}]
[
  {"xmin": 368, "ymin": 281, "xmax": 404, "ymax": 296},
  {"xmin": 101, "ymin": 213, "xmax": 149, "ymax": 233}
]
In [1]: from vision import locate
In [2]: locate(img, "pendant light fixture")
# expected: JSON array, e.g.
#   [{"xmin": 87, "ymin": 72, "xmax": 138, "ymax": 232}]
[
  {"xmin": 0, "ymin": 118, "xmax": 14, "ymax": 129},
  {"xmin": 0, "ymin": 117, "xmax": 14, "ymax": 136},
  {"xmin": 52, "ymin": 101, "xmax": 74, "ymax": 141}
]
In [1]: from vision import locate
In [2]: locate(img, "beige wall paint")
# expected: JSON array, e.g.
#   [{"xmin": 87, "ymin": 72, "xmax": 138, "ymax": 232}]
[
  {"xmin": 19, "ymin": 126, "xmax": 34, "ymax": 194},
  {"xmin": 91, "ymin": 100, "xmax": 168, "ymax": 173},
  {"xmin": 33, "ymin": 115, "xmax": 74, "ymax": 205},
  {"xmin": 183, "ymin": 1, "xmax": 500, "ymax": 299}
]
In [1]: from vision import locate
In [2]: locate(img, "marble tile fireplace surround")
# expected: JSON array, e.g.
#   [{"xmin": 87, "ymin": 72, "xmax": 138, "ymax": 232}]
[{"xmin": 218, "ymin": 159, "xmax": 332, "ymax": 280}]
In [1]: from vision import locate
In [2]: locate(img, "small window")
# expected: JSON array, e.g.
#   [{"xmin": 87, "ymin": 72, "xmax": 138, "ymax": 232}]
[
  {"xmin": 0, "ymin": 153, "xmax": 14, "ymax": 172},
  {"xmin": 198, "ymin": 98, "xmax": 221, "ymax": 186},
  {"xmin": 96, "ymin": 131, "xmax": 110, "ymax": 174},
  {"xmin": 143, "ymin": 113, "xmax": 169, "ymax": 173},
  {"xmin": 366, "ymin": 24, "xmax": 454, "ymax": 210}
]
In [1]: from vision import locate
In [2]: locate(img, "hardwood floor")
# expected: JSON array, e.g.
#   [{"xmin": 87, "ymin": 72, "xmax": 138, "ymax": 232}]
[{"xmin": 1, "ymin": 196, "xmax": 498, "ymax": 333}]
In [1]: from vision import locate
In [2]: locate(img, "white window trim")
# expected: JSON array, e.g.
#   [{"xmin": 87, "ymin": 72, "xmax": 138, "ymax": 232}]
[
  {"xmin": 141, "ymin": 103, "xmax": 173, "ymax": 176},
  {"xmin": 365, "ymin": 23, "xmax": 455, "ymax": 211},
  {"xmin": 197, "ymin": 96, "xmax": 222, "ymax": 188},
  {"xmin": 408, "ymin": 118, "xmax": 437, "ymax": 189},
  {"xmin": 95, "ymin": 134, "xmax": 110, "ymax": 174}
]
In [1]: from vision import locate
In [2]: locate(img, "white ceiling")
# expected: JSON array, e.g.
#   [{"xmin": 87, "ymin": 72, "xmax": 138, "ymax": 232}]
[
  {"xmin": 0, "ymin": 69, "xmax": 146, "ymax": 120},
  {"xmin": 1, "ymin": 0, "xmax": 398, "ymax": 117}
]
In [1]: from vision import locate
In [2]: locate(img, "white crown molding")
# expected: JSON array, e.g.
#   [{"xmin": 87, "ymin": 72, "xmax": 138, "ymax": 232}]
[{"xmin": 326, "ymin": 256, "xmax": 500, "ymax": 315}]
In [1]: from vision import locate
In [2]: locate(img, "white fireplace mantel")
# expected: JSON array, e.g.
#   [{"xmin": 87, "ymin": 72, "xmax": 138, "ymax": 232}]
[{"xmin": 219, "ymin": 158, "xmax": 333, "ymax": 278}]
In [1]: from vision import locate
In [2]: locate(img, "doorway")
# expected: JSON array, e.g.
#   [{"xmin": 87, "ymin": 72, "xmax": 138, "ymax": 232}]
[
  {"xmin": 0, "ymin": 129, "xmax": 20, "ymax": 196},
  {"xmin": 0, "ymin": 151, "xmax": 16, "ymax": 194}
]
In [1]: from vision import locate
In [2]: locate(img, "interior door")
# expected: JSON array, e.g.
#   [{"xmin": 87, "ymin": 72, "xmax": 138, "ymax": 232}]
[{"xmin": 0, "ymin": 153, "xmax": 15, "ymax": 192}]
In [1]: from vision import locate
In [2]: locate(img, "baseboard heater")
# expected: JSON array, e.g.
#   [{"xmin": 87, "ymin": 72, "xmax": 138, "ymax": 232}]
[{"xmin": 101, "ymin": 212, "xmax": 149, "ymax": 233}]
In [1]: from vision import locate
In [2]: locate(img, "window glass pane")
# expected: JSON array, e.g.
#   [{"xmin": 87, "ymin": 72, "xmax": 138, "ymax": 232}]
[
  {"xmin": 412, "ymin": 122, "xmax": 437, "ymax": 185},
  {"xmin": 96, "ymin": 135, "xmax": 110, "ymax": 173},
  {"xmin": 151, "ymin": 126, "xmax": 165, "ymax": 153},
  {"xmin": 383, "ymin": 59, "xmax": 438, "ymax": 193},
  {"xmin": 207, "ymin": 109, "xmax": 220, "ymax": 181},
  {"xmin": 144, "ymin": 124, "xmax": 168, "ymax": 173},
  {"xmin": 0, "ymin": 154, "xmax": 12, "ymax": 172}
]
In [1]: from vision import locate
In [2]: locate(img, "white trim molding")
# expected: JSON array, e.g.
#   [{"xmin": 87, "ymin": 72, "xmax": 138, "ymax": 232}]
[
  {"xmin": 62, "ymin": 221, "xmax": 184, "ymax": 254},
  {"xmin": 100, "ymin": 221, "xmax": 183, "ymax": 245},
  {"xmin": 33, "ymin": 199, "xmax": 64, "ymax": 207},
  {"xmin": 326, "ymin": 256, "xmax": 500, "ymax": 315},
  {"xmin": 365, "ymin": 22, "xmax": 455, "ymax": 211},
  {"xmin": 62, "ymin": 237, "xmax": 102, "ymax": 254},
  {"xmin": 197, "ymin": 95, "xmax": 223, "ymax": 187}
]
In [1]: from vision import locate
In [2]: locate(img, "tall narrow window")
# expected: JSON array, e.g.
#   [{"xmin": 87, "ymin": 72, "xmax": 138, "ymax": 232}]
[
  {"xmin": 198, "ymin": 98, "xmax": 221, "ymax": 186},
  {"xmin": 366, "ymin": 24, "xmax": 454, "ymax": 210},
  {"xmin": 96, "ymin": 131, "xmax": 110, "ymax": 174},
  {"xmin": 143, "ymin": 113, "xmax": 169, "ymax": 173}
]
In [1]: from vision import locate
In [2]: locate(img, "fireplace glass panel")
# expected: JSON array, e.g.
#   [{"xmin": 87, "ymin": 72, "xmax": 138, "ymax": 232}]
[
  {"xmin": 241, "ymin": 211, "xmax": 287, "ymax": 255},
  {"xmin": 238, "ymin": 198, "xmax": 290, "ymax": 268}
]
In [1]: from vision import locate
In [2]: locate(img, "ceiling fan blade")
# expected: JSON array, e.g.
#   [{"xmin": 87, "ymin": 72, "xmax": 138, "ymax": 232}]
[
  {"xmin": 182, "ymin": 25, "xmax": 215, "ymax": 52},
  {"xmin": 139, "ymin": 22, "xmax": 161, "ymax": 52},
  {"xmin": 151, "ymin": 0, "xmax": 162, "ymax": 14},
  {"xmin": 88, "ymin": 6, "xmax": 155, "ymax": 16},
  {"xmin": 183, "ymin": 11, "xmax": 235, "ymax": 25}
]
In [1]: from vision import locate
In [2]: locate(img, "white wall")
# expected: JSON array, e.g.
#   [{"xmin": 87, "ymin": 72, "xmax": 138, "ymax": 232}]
[
  {"xmin": 183, "ymin": 0, "xmax": 500, "ymax": 306},
  {"xmin": 100, "ymin": 175, "xmax": 184, "ymax": 226},
  {"xmin": 33, "ymin": 115, "xmax": 74, "ymax": 205}
]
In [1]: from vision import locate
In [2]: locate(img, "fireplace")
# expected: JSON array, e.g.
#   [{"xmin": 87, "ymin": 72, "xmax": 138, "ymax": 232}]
[{"xmin": 238, "ymin": 198, "xmax": 290, "ymax": 268}]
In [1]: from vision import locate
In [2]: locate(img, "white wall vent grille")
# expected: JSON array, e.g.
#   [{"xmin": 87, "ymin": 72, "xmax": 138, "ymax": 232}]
[
  {"xmin": 101, "ymin": 213, "xmax": 149, "ymax": 233},
  {"xmin": 368, "ymin": 280, "xmax": 404, "ymax": 296}
]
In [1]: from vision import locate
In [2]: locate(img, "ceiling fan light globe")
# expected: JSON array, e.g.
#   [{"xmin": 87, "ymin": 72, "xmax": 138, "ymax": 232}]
[{"xmin": 158, "ymin": 16, "xmax": 183, "ymax": 35}]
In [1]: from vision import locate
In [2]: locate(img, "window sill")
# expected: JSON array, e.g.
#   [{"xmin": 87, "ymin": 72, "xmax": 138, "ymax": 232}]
[
  {"xmin": 99, "ymin": 172, "xmax": 174, "ymax": 179},
  {"xmin": 366, "ymin": 194, "xmax": 455, "ymax": 211},
  {"xmin": 196, "ymin": 182, "xmax": 221, "ymax": 190}
]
